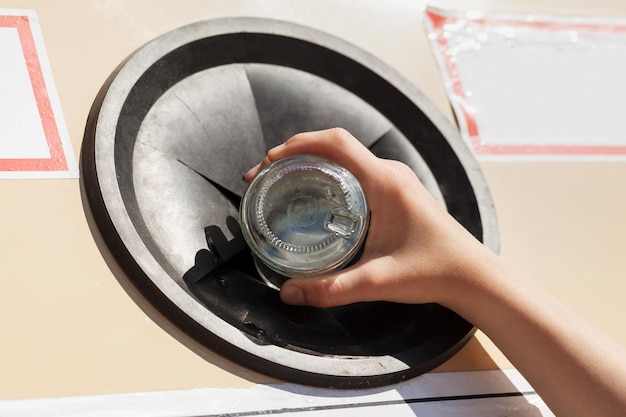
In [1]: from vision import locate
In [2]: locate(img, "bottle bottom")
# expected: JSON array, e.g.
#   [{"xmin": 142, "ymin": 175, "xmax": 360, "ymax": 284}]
[{"xmin": 253, "ymin": 256, "xmax": 288, "ymax": 290}]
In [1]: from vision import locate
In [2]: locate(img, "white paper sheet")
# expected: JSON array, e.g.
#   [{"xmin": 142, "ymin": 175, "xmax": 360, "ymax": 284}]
[{"xmin": 425, "ymin": 7, "xmax": 626, "ymax": 161}]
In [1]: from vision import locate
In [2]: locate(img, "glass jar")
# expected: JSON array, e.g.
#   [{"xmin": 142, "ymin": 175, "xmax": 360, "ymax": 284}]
[{"xmin": 240, "ymin": 155, "xmax": 369, "ymax": 289}]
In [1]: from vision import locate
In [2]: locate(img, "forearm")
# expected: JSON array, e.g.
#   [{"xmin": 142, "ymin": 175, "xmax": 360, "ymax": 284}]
[
  {"xmin": 258, "ymin": 129, "xmax": 626, "ymax": 416},
  {"xmin": 447, "ymin": 249, "xmax": 626, "ymax": 417}
]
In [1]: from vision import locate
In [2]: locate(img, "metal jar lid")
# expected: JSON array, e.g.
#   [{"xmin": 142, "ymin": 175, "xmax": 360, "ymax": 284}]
[{"xmin": 240, "ymin": 155, "xmax": 369, "ymax": 283}]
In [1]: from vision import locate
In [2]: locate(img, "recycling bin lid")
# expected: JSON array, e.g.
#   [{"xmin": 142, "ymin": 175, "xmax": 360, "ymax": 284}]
[{"xmin": 80, "ymin": 17, "xmax": 499, "ymax": 388}]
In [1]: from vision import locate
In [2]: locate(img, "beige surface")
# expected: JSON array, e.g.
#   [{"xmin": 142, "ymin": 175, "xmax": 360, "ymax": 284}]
[{"xmin": 1, "ymin": 0, "xmax": 625, "ymax": 400}]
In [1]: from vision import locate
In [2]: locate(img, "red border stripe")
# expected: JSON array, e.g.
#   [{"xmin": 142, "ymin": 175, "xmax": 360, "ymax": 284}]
[{"xmin": 0, "ymin": 14, "xmax": 68, "ymax": 171}]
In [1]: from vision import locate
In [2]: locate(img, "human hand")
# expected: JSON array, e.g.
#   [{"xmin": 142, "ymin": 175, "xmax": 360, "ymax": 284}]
[
  {"xmin": 248, "ymin": 128, "xmax": 626, "ymax": 417},
  {"xmin": 245, "ymin": 128, "xmax": 496, "ymax": 310}
]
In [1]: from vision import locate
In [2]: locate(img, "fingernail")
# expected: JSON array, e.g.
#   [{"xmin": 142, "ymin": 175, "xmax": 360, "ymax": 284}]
[
  {"xmin": 280, "ymin": 285, "xmax": 306, "ymax": 305},
  {"xmin": 244, "ymin": 163, "xmax": 261, "ymax": 182},
  {"xmin": 267, "ymin": 144, "xmax": 285, "ymax": 159}
]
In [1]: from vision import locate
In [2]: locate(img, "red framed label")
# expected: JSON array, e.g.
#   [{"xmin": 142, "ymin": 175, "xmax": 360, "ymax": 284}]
[
  {"xmin": 0, "ymin": 11, "xmax": 76, "ymax": 177},
  {"xmin": 425, "ymin": 7, "xmax": 626, "ymax": 159}
]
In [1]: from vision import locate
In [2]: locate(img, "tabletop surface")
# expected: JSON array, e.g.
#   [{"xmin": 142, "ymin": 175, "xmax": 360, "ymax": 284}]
[{"xmin": 1, "ymin": 0, "xmax": 625, "ymax": 400}]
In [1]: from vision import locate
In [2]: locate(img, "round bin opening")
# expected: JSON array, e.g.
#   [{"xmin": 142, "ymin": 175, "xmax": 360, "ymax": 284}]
[{"xmin": 80, "ymin": 18, "xmax": 498, "ymax": 388}]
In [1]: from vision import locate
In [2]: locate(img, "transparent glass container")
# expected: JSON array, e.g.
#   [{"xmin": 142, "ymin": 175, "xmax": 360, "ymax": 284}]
[{"xmin": 240, "ymin": 155, "xmax": 369, "ymax": 289}]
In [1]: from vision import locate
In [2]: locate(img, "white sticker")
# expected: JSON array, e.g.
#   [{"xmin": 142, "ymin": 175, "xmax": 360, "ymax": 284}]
[
  {"xmin": 0, "ymin": 10, "xmax": 78, "ymax": 178},
  {"xmin": 425, "ymin": 7, "xmax": 626, "ymax": 160}
]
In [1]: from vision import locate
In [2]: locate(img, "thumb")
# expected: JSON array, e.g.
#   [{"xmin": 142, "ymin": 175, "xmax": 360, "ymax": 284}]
[{"xmin": 279, "ymin": 267, "xmax": 376, "ymax": 308}]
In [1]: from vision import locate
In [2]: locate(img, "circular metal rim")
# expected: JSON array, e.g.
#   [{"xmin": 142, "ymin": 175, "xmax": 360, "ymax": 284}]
[{"xmin": 81, "ymin": 17, "xmax": 499, "ymax": 387}]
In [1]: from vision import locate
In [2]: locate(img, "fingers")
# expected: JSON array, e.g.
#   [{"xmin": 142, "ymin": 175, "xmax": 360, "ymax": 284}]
[
  {"xmin": 244, "ymin": 128, "xmax": 416, "ymax": 307},
  {"xmin": 244, "ymin": 128, "xmax": 378, "ymax": 183},
  {"xmin": 279, "ymin": 261, "xmax": 382, "ymax": 308},
  {"xmin": 279, "ymin": 275, "xmax": 361, "ymax": 308},
  {"xmin": 243, "ymin": 152, "xmax": 276, "ymax": 182}
]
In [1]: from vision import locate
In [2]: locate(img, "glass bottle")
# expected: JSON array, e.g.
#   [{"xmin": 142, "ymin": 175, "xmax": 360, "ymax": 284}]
[{"xmin": 240, "ymin": 155, "xmax": 369, "ymax": 289}]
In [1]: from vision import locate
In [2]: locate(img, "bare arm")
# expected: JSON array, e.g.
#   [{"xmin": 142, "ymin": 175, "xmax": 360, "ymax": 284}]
[
  {"xmin": 246, "ymin": 128, "xmax": 626, "ymax": 417},
  {"xmin": 449, "ymin": 244, "xmax": 626, "ymax": 417}
]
